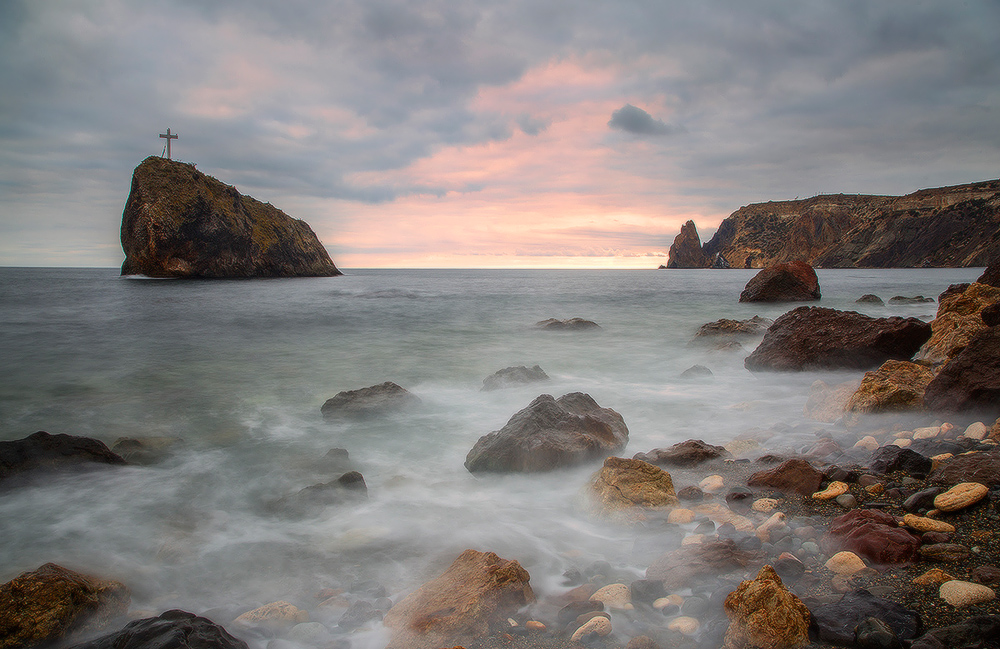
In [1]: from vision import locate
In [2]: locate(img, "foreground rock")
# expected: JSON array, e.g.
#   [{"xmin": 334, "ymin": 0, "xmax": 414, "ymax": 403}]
[
  {"xmin": 845, "ymin": 360, "xmax": 936, "ymax": 414},
  {"xmin": 810, "ymin": 589, "xmax": 922, "ymax": 645},
  {"xmin": 382, "ymin": 549, "xmax": 533, "ymax": 649},
  {"xmin": 666, "ymin": 220, "xmax": 710, "ymax": 268},
  {"xmin": 722, "ymin": 565, "xmax": 810, "ymax": 649},
  {"xmin": 823, "ymin": 509, "xmax": 921, "ymax": 565},
  {"xmin": 923, "ymin": 327, "xmax": 1000, "ymax": 412},
  {"xmin": 739, "ymin": 260, "xmax": 821, "ymax": 302},
  {"xmin": 588, "ymin": 457, "xmax": 679, "ymax": 521},
  {"xmin": 744, "ymin": 307, "xmax": 932, "ymax": 371},
  {"xmin": 917, "ymin": 282, "xmax": 1000, "ymax": 363},
  {"xmin": 120, "ymin": 156, "xmax": 340, "ymax": 278},
  {"xmin": 634, "ymin": 439, "xmax": 731, "ymax": 467},
  {"xmin": 320, "ymin": 382, "xmax": 420, "ymax": 419},
  {"xmin": 465, "ymin": 393, "xmax": 628, "ymax": 473},
  {"xmin": 928, "ymin": 451, "xmax": 1000, "ymax": 486},
  {"xmin": 68, "ymin": 610, "xmax": 248, "ymax": 649},
  {"xmin": 747, "ymin": 458, "xmax": 824, "ymax": 496},
  {"xmin": 481, "ymin": 365, "xmax": 550, "ymax": 391},
  {"xmin": 0, "ymin": 431, "xmax": 126, "ymax": 485},
  {"xmin": 0, "ymin": 563, "xmax": 130, "ymax": 649}
]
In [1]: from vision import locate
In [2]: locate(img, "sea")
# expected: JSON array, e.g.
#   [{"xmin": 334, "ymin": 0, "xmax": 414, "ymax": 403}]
[{"xmin": 0, "ymin": 266, "xmax": 982, "ymax": 647}]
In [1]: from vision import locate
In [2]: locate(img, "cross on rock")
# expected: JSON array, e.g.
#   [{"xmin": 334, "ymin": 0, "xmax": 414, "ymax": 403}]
[{"xmin": 159, "ymin": 128, "xmax": 178, "ymax": 160}]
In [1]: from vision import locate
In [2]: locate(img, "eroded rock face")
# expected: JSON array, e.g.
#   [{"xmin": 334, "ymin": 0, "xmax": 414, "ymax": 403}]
[
  {"xmin": 120, "ymin": 156, "xmax": 340, "ymax": 278},
  {"xmin": 634, "ymin": 439, "xmax": 731, "ymax": 467},
  {"xmin": 588, "ymin": 457, "xmax": 679, "ymax": 520},
  {"xmin": 69, "ymin": 610, "xmax": 249, "ymax": 649},
  {"xmin": 845, "ymin": 360, "xmax": 936, "ymax": 414},
  {"xmin": 464, "ymin": 393, "xmax": 628, "ymax": 473},
  {"xmin": 722, "ymin": 565, "xmax": 810, "ymax": 649},
  {"xmin": 0, "ymin": 431, "xmax": 126, "ymax": 484},
  {"xmin": 739, "ymin": 261, "xmax": 821, "ymax": 302},
  {"xmin": 321, "ymin": 382, "xmax": 420, "ymax": 419},
  {"xmin": 0, "ymin": 563, "xmax": 130, "ymax": 649},
  {"xmin": 666, "ymin": 220, "xmax": 710, "ymax": 268},
  {"xmin": 382, "ymin": 549, "xmax": 533, "ymax": 649},
  {"xmin": 744, "ymin": 307, "xmax": 932, "ymax": 372},
  {"xmin": 692, "ymin": 316, "xmax": 773, "ymax": 342},
  {"xmin": 924, "ymin": 327, "xmax": 1000, "ymax": 412},
  {"xmin": 481, "ymin": 365, "xmax": 549, "ymax": 391}
]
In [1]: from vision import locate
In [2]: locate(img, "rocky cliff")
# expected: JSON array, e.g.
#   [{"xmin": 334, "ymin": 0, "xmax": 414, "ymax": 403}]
[
  {"xmin": 120, "ymin": 157, "xmax": 341, "ymax": 278},
  {"xmin": 685, "ymin": 179, "xmax": 1000, "ymax": 269}
]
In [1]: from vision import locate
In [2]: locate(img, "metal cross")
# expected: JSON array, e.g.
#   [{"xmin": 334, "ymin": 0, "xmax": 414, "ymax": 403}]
[{"xmin": 159, "ymin": 128, "xmax": 178, "ymax": 160}]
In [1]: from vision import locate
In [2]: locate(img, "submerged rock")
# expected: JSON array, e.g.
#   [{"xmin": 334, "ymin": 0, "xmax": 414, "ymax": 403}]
[
  {"xmin": 909, "ymin": 615, "xmax": 1000, "ymax": 649},
  {"xmin": 120, "ymin": 156, "xmax": 340, "ymax": 278},
  {"xmin": 382, "ymin": 549, "xmax": 533, "ymax": 649},
  {"xmin": 464, "ymin": 393, "xmax": 628, "ymax": 473},
  {"xmin": 889, "ymin": 296, "xmax": 935, "ymax": 304},
  {"xmin": 739, "ymin": 260, "xmax": 821, "ymax": 302},
  {"xmin": 321, "ymin": 382, "xmax": 420, "ymax": 419},
  {"xmin": 744, "ymin": 307, "xmax": 931, "ymax": 372},
  {"xmin": 666, "ymin": 220, "xmax": 710, "ymax": 268},
  {"xmin": 646, "ymin": 539, "xmax": 764, "ymax": 591},
  {"xmin": 535, "ymin": 318, "xmax": 601, "ymax": 331},
  {"xmin": 0, "ymin": 563, "xmax": 130, "ymax": 649},
  {"xmin": 588, "ymin": 456, "xmax": 679, "ymax": 520},
  {"xmin": 269, "ymin": 471, "xmax": 368, "ymax": 516},
  {"xmin": 110, "ymin": 436, "xmax": 185, "ymax": 466},
  {"xmin": 480, "ymin": 365, "xmax": 549, "ymax": 391},
  {"xmin": 634, "ymin": 439, "xmax": 731, "ymax": 467},
  {"xmin": 692, "ymin": 316, "xmax": 773, "ymax": 341},
  {"xmin": 803, "ymin": 379, "xmax": 860, "ymax": 422},
  {"xmin": 0, "ymin": 431, "xmax": 126, "ymax": 485},
  {"xmin": 857, "ymin": 294, "xmax": 885, "ymax": 305},
  {"xmin": 69, "ymin": 610, "xmax": 248, "ymax": 649}
]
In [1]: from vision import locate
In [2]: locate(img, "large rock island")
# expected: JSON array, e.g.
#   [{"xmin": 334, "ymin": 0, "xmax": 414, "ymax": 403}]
[{"xmin": 120, "ymin": 156, "xmax": 341, "ymax": 278}]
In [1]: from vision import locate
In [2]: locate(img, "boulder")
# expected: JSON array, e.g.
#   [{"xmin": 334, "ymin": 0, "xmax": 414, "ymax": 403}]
[
  {"xmin": 480, "ymin": 365, "xmax": 549, "ymax": 391},
  {"xmin": 692, "ymin": 316, "xmax": 773, "ymax": 341},
  {"xmin": 928, "ymin": 451, "xmax": 1000, "ymax": 486},
  {"xmin": 68, "ymin": 610, "xmax": 248, "ymax": 649},
  {"xmin": 0, "ymin": 431, "xmax": 126, "ymax": 484},
  {"xmin": 535, "ymin": 318, "xmax": 601, "ymax": 331},
  {"xmin": 845, "ymin": 360, "xmax": 935, "ymax": 414},
  {"xmin": 924, "ymin": 327, "xmax": 1000, "ymax": 412},
  {"xmin": 823, "ymin": 509, "xmax": 921, "ymax": 565},
  {"xmin": 232, "ymin": 601, "xmax": 308, "ymax": 632},
  {"xmin": 269, "ymin": 471, "xmax": 367, "ymax": 516},
  {"xmin": 739, "ymin": 261, "xmax": 821, "ymax": 302},
  {"xmin": 745, "ymin": 307, "xmax": 932, "ymax": 372},
  {"xmin": 321, "ymin": 382, "xmax": 420, "ymax": 419},
  {"xmin": 889, "ymin": 296, "xmax": 935, "ymax": 304},
  {"xmin": 909, "ymin": 615, "xmax": 1000, "ymax": 649},
  {"xmin": 464, "ymin": 393, "xmax": 628, "ymax": 473},
  {"xmin": 588, "ymin": 457, "xmax": 679, "ymax": 520},
  {"xmin": 679, "ymin": 365, "xmax": 714, "ymax": 380},
  {"xmin": 856, "ymin": 295, "xmax": 885, "ymax": 305},
  {"xmin": 810, "ymin": 590, "xmax": 922, "ymax": 646},
  {"xmin": 747, "ymin": 458, "xmax": 824, "ymax": 497},
  {"xmin": 646, "ymin": 540, "xmax": 764, "ymax": 591},
  {"xmin": 917, "ymin": 282, "xmax": 1000, "ymax": 363},
  {"xmin": 666, "ymin": 220, "xmax": 710, "ymax": 268},
  {"xmin": 854, "ymin": 617, "xmax": 903, "ymax": 649},
  {"xmin": 382, "ymin": 549, "xmax": 533, "ymax": 649},
  {"xmin": 633, "ymin": 439, "xmax": 731, "ymax": 467},
  {"xmin": 803, "ymin": 379, "xmax": 859, "ymax": 422},
  {"xmin": 120, "ymin": 156, "xmax": 340, "ymax": 278},
  {"xmin": 721, "ymin": 565, "xmax": 810, "ymax": 649},
  {"xmin": 0, "ymin": 563, "xmax": 130, "ymax": 649},
  {"xmin": 868, "ymin": 446, "xmax": 933, "ymax": 477}
]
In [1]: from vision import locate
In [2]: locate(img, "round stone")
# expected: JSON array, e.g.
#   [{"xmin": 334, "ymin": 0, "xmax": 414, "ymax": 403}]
[
  {"xmin": 700, "ymin": 475, "xmax": 725, "ymax": 493},
  {"xmin": 939, "ymin": 580, "xmax": 996, "ymax": 607},
  {"xmin": 668, "ymin": 508, "xmax": 696, "ymax": 524},
  {"xmin": 835, "ymin": 493, "xmax": 858, "ymax": 509},
  {"xmin": 667, "ymin": 616, "xmax": 700, "ymax": 635},
  {"xmin": 570, "ymin": 615, "xmax": 612, "ymax": 641},
  {"xmin": 892, "ymin": 438, "xmax": 912, "ymax": 448},
  {"xmin": 962, "ymin": 422, "xmax": 989, "ymax": 440},
  {"xmin": 825, "ymin": 551, "xmax": 866, "ymax": 575},
  {"xmin": 854, "ymin": 436, "xmax": 879, "ymax": 451},
  {"xmin": 903, "ymin": 514, "xmax": 956, "ymax": 533},
  {"xmin": 589, "ymin": 583, "xmax": 632, "ymax": 610},
  {"xmin": 934, "ymin": 482, "xmax": 989, "ymax": 512}
]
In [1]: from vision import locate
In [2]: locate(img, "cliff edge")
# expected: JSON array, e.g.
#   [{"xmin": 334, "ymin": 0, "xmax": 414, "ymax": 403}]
[{"xmin": 120, "ymin": 157, "xmax": 341, "ymax": 278}]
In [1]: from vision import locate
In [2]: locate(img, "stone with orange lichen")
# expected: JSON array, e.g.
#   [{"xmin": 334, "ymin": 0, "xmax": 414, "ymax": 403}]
[{"xmin": 722, "ymin": 565, "xmax": 810, "ymax": 649}]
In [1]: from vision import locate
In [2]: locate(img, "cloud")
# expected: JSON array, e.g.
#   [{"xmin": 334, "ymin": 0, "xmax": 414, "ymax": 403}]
[{"xmin": 607, "ymin": 104, "xmax": 674, "ymax": 136}]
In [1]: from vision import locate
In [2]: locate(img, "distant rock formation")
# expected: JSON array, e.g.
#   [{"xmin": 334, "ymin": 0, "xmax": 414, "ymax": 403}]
[
  {"xmin": 666, "ymin": 220, "xmax": 709, "ymax": 268},
  {"xmin": 668, "ymin": 179, "xmax": 1000, "ymax": 268},
  {"xmin": 120, "ymin": 156, "xmax": 341, "ymax": 278}
]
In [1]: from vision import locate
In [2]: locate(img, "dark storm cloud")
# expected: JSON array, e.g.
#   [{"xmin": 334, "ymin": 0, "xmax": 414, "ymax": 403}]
[{"xmin": 608, "ymin": 104, "xmax": 674, "ymax": 136}]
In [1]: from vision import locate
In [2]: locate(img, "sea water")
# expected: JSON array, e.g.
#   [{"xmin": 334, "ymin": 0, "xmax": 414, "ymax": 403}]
[{"xmin": 0, "ymin": 267, "xmax": 981, "ymax": 645}]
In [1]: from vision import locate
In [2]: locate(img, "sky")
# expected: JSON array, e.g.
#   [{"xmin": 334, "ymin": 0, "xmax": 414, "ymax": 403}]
[{"xmin": 2, "ymin": 1, "xmax": 999, "ymax": 269}]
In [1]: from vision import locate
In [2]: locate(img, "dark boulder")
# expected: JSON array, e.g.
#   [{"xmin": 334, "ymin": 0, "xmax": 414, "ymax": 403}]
[
  {"xmin": 910, "ymin": 615, "xmax": 1000, "ymax": 649},
  {"xmin": 67, "ymin": 610, "xmax": 248, "ymax": 649},
  {"xmin": 633, "ymin": 439, "xmax": 730, "ymax": 467},
  {"xmin": 823, "ymin": 509, "xmax": 921, "ymax": 565},
  {"xmin": 982, "ymin": 302, "xmax": 1000, "ymax": 327},
  {"xmin": 0, "ymin": 431, "xmax": 126, "ymax": 485},
  {"xmin": 744, "ymin": 307, "xmax": 932, "ymax": 372},
  {"xmin": 810, "ymin": 590, "xmax": 921, "ymax": 646},
  {"xmin": 746, "ymin": 458, "xmax": 824, "ymax": 496},
  {"xmin": 924, "ymin": 327, "xmax": 1000, "ymax": 412},
  {"xmin": 269, "ymin": 471, "xmax": 367, "ymax": 516},
  {"xmin": 666, "ymin": 220, "xmax": 709, "ymax": 268},
  {"xmin": 321, "ymin": 382, "xmax": 420, "ymax": 419},
  {"xmin": 869, "ymin": 446, "xmax": 933, "ymax": 478},
  {"xmin": 857, "ymin": 295, "xmax": 885, "ymax": 305},
  {"xmin": 120, "ymin": 156, "xmax": 340, "ymax": 278},
  {"xmin": 692, "ymin": 316, "xmax": 772, "ymax": 342},
  {"xmin": 0, "ymin": 563, "xmax": 131, "ymax": 649},
  {"xmin": 739, "ymin": 260, "xmax": 821, "ymax": 302},
  {"xmin": 464, "ymin": 393, "xmax": 628, "ymax": 473},
  {"xmin": 481, "ymin": 365, "xmax": 549, "ymax": 391},
  {"xmin": 927, "ymin": 451, "xmax": 1000, "ymax": 486},
  {"xmin": 535, "ymin": 318, "xmax": 601, "ymax": 331}
]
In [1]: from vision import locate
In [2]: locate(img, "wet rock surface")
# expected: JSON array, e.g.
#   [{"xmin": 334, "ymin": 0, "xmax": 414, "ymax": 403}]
[
  {"xmin": 320, "ymin": 382, "xmax": 420, "ymax": 419},
  {"xmin": 0, "ymin": 431, "xmax": 126, "ymax": 485},
  {"xmin": 68, "ymin": 610, "xmax": 248, "ymax": 649},
  {"xmin": 481, "ymin": 365, "xmax": 550, "ymax": 391},
  {"xmin": 739, "ymin": 260, "xmax": 822, "ymax": 302}
]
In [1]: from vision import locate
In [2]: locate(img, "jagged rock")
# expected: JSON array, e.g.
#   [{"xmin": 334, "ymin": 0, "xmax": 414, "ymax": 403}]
[
  {"xmin": 464, "ymin": 393, "xmax": 628, "ymax": 473},
  {"xmin": 110, "ymin": 437, "xmax": 185, "ymax": 466},
  {"xmin": 810, "ymin": 590, "xmax": 922, "ymax": 646},
  {"xmin": 857, "ymin": 295, "xmax": 885, "ymax": 305},
  {"xmin": 0, "ymin": 563, "xmax": 130, "ymax": 649},
  {"xmin": 928, "ymin": 451, "xmax": 1000, "ymax": 485},
  {"xmin": 721, "ymin": 565, "xmax": 810, "ymax": 649},
  {"xmin": 269, "ymin": 471, "xmax": 367, "ymax": 516},
  {"xmin": 480, "ymin": 365, "xmax": 549, "ymax": 391},
  {"xmin": 588, "ymin": 457, "xmax": 678, "ymax": 521},
  {"xmin": 744, "ymin": 307, "xmax": 931, "ymax": 372},
  {"xmin": 924, "ymin": 327, "xmax": 1000, "ymax": 412},
  {"xmin": 535, "ymin": 318, "xmax": 601, "ymax": 331},
  {"xmin": 823, "ymin": 509, "xmax": 921, "ymax": 565},
  {"xmin": 634, "ymin": 439, "xmax": 731, "ymax": 467},
  {"xmin": 917, "ymin": 282, "xmax": 1000, "ymax": 363},
  {"xmin": 747, "ymin": 458, "xmax": 824, "ymax": 496},
  {"xmin": 666, "ymin": 220, "xmax": 710, "ymax": 268},
  {"xmin": 68, "ymin": 610, "xmax": 248, "ymax": 649},
  {"xmin": 803, "ymin": 379, "xmax": 860, "ymax": 422},
  {"xmin": 382, "ymin": 549, "xmax": 533, "ymax": 649},
  {"xmin": 646, "ymin": 539, "xmax": 764, "ymax": 591},
  {"xmin": 869, "ymin": 446, "xmax": 933, "ymax": 477},
  {"xmin": 321, "ymin": 382, "xmax": 420, "ymax": 419},
  {"xmin": 692, "ymin": 316, "xmax": 773, "ymax": 341},
  {"xmin": 739, "ymin": 261, "xmax": 821, "ymax": 302},
  {"xmin": 845, "ymin": 360, "xmax": 935, "ymax": 414},
  {"xmin": 0, "ymin": 431, "xmax": 126, "ymax": 484},
  {"xmin": 120, "ymin": 156, "xmax": 340, "ymax": 278}
]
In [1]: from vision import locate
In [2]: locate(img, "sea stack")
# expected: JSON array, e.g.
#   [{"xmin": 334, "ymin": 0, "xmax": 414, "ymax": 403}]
[
  {"xmin": 120, "ymin": 156, "xmax": 341, "ymax": 278},
  {"xmin": 666, "ymin": 220, "xmax": 709, "ymax": 268}
]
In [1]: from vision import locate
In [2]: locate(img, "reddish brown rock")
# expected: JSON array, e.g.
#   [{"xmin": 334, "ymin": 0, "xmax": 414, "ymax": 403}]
[
  {"xmin": 927, "ymin": 451, "xmax": 1000, "ymax": 485},
  {"xmin": 823, "ymin": 509, "xmax": 921, "ymax": 565},
  {"xmin": 0, "ymin": 563, "xmax": 130, "ymax": 649},
  {"xmin": 744, "ymin": 307, "xmax": 931, "ymax": 372},
  {"xmin": 666, "ymin": 220, "xmax": 710, "ymax": 269},
  {"xmin": 978, "ymin": 259, "xmax": 1000, "ymax": 287},
  {"xmin": 747, "ymin": 458, "xmax": 824, "ymax": 497},
  {"xmin": 382, "ymin": 550, "xmax": 534, "ymax": 649},
  {"xmin": 722, "ymin": 565, "xmax": 810, "ymax": 649},
  {"xmin": 633, "ymin": 439, "xmax": 731, "ymax": 467},
  {"xmin": 739, "ymin": 260, "xmax": 821, "ymax": 302},
  {"xmin": 924, "ymin": 327, "xmax": 1000, "ymax": 412}
]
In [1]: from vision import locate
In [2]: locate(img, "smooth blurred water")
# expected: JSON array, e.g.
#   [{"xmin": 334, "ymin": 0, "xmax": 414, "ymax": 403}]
[{"xmin": 0, "ymin": 266, "xmax": 982, "ymax": 642}]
